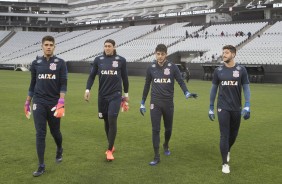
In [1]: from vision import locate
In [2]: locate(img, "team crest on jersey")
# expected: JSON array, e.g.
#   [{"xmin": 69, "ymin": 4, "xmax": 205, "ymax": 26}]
[
  {"xmin": 168, "ymin": 63, "xmax": 171, "ymax": 66},
  {"xmin": 33, "ymin": 104, "xmax": 37, "ymax": 111},
  {"xmin": 233, "ymin": 71, "xmax": 239, "ymax": 78},
  {"xmin": 54, "ymin": 59, "xmax": 59, "ymax": 63},
  {"xmin": 115, "ymin": 56, "xmax": 120, "ymax": 60},
  {"xmin": 218, "ymin": 108, "xmax": 222, "ymax": 112},
  {"xmin": 49, "ymin": 63, "xmax": 57, "ymax": 70},
  {"xmin": 150, "ymin": 104, "xmax": 154, "ymax": 110},
  {"xmin": 164, "ymin": 68, "xmax": 170, "ymax": 75},
  {"xmin": 152, "ymin": 64, "xmax": 156, "ymax": 68},
  {"xmin": 100, "ymin": 56, "xmax": 104, "ymax": 60},
  {"xmin": 112, "ymin": 61, "xmax": 118, "ymax": 67},
  {"xmin": 37, "ymin": 59, "xmax": 42, "ymax": 63}
]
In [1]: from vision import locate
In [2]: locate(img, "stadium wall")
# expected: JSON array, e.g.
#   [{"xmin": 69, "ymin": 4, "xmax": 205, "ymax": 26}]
[{"xmin": 66, "ymin": 62, "xmax": 282, "ymax": 83}]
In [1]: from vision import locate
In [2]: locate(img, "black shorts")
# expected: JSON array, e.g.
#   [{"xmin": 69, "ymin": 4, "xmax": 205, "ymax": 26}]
[{"xmin": 98, "ymin": 93, "xmax": 121, "ymax": 119}]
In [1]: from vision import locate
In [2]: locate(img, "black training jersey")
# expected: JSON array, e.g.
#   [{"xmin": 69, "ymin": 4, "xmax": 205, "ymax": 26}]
[
  {"xmin": 86, "ymin": 54, "xmax": 129, "ymax": 97},
  {"xmin": 28, "ymin": 56, "xmax": 68, "ymax": 105},
  {"xmin": 142, "ymin": 60, "xmax": 188, "ymax": 102},
  {"xmin": 212, "ymin": 64, "xmax": 249, "ymax": 111}
]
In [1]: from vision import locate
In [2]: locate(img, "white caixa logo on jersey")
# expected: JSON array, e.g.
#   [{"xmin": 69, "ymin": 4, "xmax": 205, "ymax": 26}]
[
  {"xmin": 112, "ymin": 61, "xmax": 118, "ymax": 68},
  {"xmin": 49, "ymin": 63, "xmax": 57, "ymax": 71},
  {"xmin": 233, "ymin": 71, "xmax": 239, "ymax": 78},
  {"xmin": 164, "ymin": 68, "xmax": 170, "ymax": 75}
]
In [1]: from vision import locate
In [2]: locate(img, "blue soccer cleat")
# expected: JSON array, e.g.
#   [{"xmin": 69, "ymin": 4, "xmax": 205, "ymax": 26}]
[{"xmin": 163, "ymin": 144, "xmax": 171, "ymax": 156}]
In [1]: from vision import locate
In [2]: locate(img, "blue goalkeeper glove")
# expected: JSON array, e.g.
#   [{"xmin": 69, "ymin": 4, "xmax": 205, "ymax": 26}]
[
  {"xmin": 208, "ymin": 105, "xmax": 215, "ymax": 121},
  {"xmin": 241, "ymin": 102, "xmax": 250, "ymax": 120},
  {"xmin": 185, "ymin": 91, "xmax": 198, "ymax": 99},
  {"xmin": 140, "ymin": 100, "xmax": 146, "ymax": 116}
]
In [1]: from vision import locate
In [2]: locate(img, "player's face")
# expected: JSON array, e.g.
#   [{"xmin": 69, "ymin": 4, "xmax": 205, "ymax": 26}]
[
  {"xmin": 222, "ymin": 49, "xmax": 235, "ymax": 63},
  {"xmin": 42, "ymin": 41, "xmax": 55, "ymax": 57},
  {"xmin": 104, "ymin": 42, "xmax": 115, "ymax": 55},
  {"xmin": 155, "ymin": 51, "xmax": 167, "ymax": 65}
]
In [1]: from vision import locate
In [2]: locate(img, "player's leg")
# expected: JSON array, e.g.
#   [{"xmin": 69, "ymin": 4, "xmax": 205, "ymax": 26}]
[
  {"xmin": 105, "ymin": 95, "xmax": 121, "ymax": 160},
  {"xmin": 218, "ymin": 109, "xmax": 231, "ymax": 173},
  {"xmin": 47, "ymin": 105, "xmax": 63, "ymax": 163},
  {"xmin": 32, "ymin": 103, "xmax": 47, "ymax": 176},
  {"xmin": 103, "ymin": 116, "xmax": 109, "ymax": 140},
  {"xmin": 229, "ymin": 111, "xmax": 241, "ymax": 152},
  {"xmin": 150, "ymin": 103, "xmax": 162, "ymax": 165},
  {"xmin": 162, "ymin": 102, "xmax": 174, "ymax": 156},
  {"xmin": 98, "ymin": 96, "xmax": 109, "ymax": 139}
]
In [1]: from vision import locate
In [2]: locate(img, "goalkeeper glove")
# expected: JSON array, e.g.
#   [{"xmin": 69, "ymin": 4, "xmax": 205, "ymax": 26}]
[
  {"xmin": 121, "ymin": 96, "xmax": 129, "ymax": 112},
  {"xmin": 241, "ymin": 102, "xmax": 250, "ymax": 120},
  {"xmin": 140, "ymin": 100, "xmax": 146, "ymax": 116},
  {"xmin": 208, "ymin": 105, "xmax": 215, "ymax": 121},
  {"xmin": 24, "ymin": 100, "xmax": 31, "ymax": 119},
  {"xmin": 51, "ymin": 98, "xmax": 65, "ymax": 118},
  {"xmin": 185, "ymin": 91, "xmax": 198, "ymax": 99}
]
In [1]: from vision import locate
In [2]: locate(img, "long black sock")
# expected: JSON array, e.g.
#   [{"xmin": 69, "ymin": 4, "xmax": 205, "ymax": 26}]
[
  {"xmin": 104, "ymin": 116, "xmax": 109, "ymax": 141},
  {"xmin": 107, "ymin": 116, "xmax": 117, "ymax": 150}
]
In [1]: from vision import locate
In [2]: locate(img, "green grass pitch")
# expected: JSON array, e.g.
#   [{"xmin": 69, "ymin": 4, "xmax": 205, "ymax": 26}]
[{"xmin": 0, "ymin": 70, "xmax": 281, "ymax": 184}]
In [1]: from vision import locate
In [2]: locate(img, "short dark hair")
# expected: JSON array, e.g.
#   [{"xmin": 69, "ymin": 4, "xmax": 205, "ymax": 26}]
[
  {"xmin": 104, "ymin": 39, "xmax": 116, "ymax": 46},
  {"xmin": 155, "ymin": 44, "xmax": 167, "ymax": 53},
  {"xmin": 222, "ymin": 45, "xmax": 236, "ymax": 54},
  {"xmin": 42, "ymin": 35, "xmax": 55, "ymax": 44}
]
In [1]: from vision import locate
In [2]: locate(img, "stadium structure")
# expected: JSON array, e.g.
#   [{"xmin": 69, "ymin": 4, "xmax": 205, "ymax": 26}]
[{"xmin": 0, "ymin": 0, "xmax": 281, "ymax": 83}]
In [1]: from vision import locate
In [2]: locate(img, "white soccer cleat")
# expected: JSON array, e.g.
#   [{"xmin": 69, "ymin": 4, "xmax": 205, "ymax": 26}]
[
  {"xmin": 222, "ymin": 164, "xmax": 230, "ymax": 174},
  {"xmin": 227, "ymin": 152, "xmax": 230, "ymax": 162}
]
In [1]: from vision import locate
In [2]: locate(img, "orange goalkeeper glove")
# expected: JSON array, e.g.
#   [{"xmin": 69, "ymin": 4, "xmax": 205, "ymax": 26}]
[
  {"xmin": 51, "ymin": 98, "xmax": 65, "ymax": 118},
  {"xmin": 121, "ymin": 96, "xmax": 129, "ymax": 112},
  {"xmin": 24, "ymin": 100, "xmax": 31, "ymax": 119}
]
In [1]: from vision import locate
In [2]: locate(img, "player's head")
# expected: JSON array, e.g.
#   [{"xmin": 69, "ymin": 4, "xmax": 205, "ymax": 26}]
[
  {"xmin": 42, "ymin": 35, "xmax": 55, "ymax": 57},
  {"xmin": 104, "ymin": 39, "xmax": 117, "ymax": 56},
  {"xmin": 155, "ymin": 44, "xmax": 167, "ymax": 65},
  {"xmin": 222, "ymin": 45, "xmax": 236, "ymax": 64}
]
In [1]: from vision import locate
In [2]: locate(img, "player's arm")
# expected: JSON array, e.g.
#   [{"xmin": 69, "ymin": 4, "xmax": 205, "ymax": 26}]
[
  {"xmin": 121, "ymin": 58, "xmax": 129, "ymax": 101},
  {"xmin": 241, "ymin": 84, "xmax": 251, "ymax": 120},
  {"xmin": 174, "ymin": 64, "xmax": 197, "ymax": 99},
  {"xmin": 208, "ymin": 68, "xmax": 219, "ymax": 121},
  {"xmin": 140, "ymin": 66, "xmax": 152, "ymax": 116},
  {"xmin": 24, "ymin": 62, "xmax": 36, "ymax": 119},
  {"xmin": 84, "ymin": 58, "xmax": 98, "ymax": 101},
  {"xmin": 59, "ymin": 60, "xmax": 68, "ymax": 95},
  {"xmin": 241, "ymin": 67, "xmax": 251, "ymax": 120},
  {"xmin": 51, "ymin": 61, "xmax": 67, "ymax": 118},
  {"xmin": 209, "ymin": 84, "xmax": 218, "ymax": 121}
]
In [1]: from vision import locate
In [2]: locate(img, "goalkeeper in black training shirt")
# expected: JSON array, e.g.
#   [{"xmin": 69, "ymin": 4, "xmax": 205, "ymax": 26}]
[
  {"xmin": 208, "ymin": 45, "xmax": 251, "ymax": 174},
  {"xmin": 85, "ymin": 39, "xmax": 129, "ymax": 161},
  {"xmin": 140, "ymin": 44, "xmax": 197, "ymax": 166},
  {"xmin": 24, "ymin": 35, "xmax": 68, "ymax": 177}
]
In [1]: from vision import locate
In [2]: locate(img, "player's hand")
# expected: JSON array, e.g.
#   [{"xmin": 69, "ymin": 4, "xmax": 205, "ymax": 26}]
[
  {"xmin": 140, "ymin": 100, "xmax": 146, "ymax": 116},
  {"xmin": 24, "ymin": 100, "xmax": 31, "ymax": 119},
  {"xmin": 241, "ymin": 103, "xmax": 250, "ymax": 120},
  {"xmin": 121, "ymin": 96, "xmax": 129, "ymax": 112},
  {"xmin": 84, "ymin": 89, "xmax": 90, "ymax": 102},
  {"xmin": 185, "ymin": 91, "xmax": 198, "ymax": 99},
  {"xmin": 51, "ymin": 98, "xmax": 65, "ymax": 118},
  {"xmin": 208, "ymin": 105, "xmax": 215, "ymax": 121}
]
